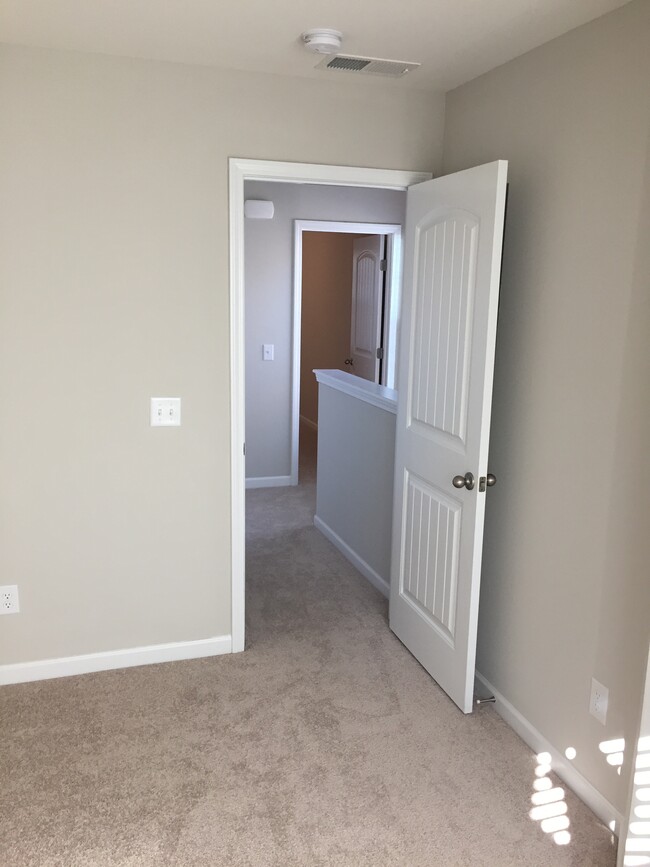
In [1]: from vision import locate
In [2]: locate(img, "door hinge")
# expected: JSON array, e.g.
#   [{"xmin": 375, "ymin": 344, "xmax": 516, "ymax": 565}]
[
  {"xmin": 243, "ymin": 442, "xmax": 246, "ymax": 456},
  {"xmin": 376, "ymin": 347, "xmax": 385, "ymax": 360},
  {"xmin": 380, "ymin": 259, "xmax": 387, "ymax": 272}
]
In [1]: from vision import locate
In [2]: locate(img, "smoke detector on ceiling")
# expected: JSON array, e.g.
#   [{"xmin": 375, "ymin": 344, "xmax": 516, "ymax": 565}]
[{"xmin": 301, "ymin": 28, "xmax": 343, "ymax": 55}]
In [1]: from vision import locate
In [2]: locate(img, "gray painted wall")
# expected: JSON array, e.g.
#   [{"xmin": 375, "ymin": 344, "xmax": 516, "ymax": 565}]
[
  {"xmin": 244, "ymin": 181, "xmax": 406, "ymax": 481},
  {"xmin": 0, "ymin": 43, "xmax": 443, "ymax": 667},
  {"xmin": 442, "ymin": 0, "xmax": 650, "ymax": 813},
  {"xmin": 316, "ymin": 384, "xmax": 395, "ymax": 588}
]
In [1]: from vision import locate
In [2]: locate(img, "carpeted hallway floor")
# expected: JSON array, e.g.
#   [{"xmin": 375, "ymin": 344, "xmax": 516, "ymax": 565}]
[{"xmin": 1, "ymin": 428, "xmax": 617, "ymax": 865}]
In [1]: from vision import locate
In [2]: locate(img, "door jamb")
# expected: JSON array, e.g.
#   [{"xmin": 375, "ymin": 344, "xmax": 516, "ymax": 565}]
[
  {"xmin": 291, "ymin": 219, "xmax": 403, "ymax": 486},
  {"xmin": 229, "ymin": 158, "xmax": 431, "ymax": 653}
]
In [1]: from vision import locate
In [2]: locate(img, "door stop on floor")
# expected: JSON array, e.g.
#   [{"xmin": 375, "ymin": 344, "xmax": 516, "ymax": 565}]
[{"xmin": 474, "ymin": 694, "xmax": 496, "ymax": 707}]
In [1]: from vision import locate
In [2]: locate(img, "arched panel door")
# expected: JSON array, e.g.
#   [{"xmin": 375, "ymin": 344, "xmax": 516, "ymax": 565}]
[
  {"xmin": 350, "ymin": 235, "xmax": 384, "ymax": 382},
  {"xmin": 390, "ymin": 161, "xmax": 508, "ymax": 713}
]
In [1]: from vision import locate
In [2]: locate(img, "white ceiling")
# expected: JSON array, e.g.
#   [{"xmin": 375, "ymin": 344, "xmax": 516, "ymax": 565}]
[{"xmin": 0, "ymin": 0, "xmax": 630, "ymax": 92}]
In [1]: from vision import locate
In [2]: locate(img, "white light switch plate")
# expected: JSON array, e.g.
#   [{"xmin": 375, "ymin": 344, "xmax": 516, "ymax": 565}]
[
  {"xmin": 151, "ymin": 397, "xmax": 181, "ymax": 426},
  {"xmin": 263, "ymin": 344, "xmax": 274, "ymax": 361}
]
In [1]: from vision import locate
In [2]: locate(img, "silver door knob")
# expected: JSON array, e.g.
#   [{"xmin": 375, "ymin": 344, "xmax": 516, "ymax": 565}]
[{"xmin": 452, "ymin": 472, "xmax": 475, "ymax": 491}]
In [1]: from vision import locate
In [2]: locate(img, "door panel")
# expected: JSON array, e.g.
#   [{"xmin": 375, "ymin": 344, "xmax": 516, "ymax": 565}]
[
  {"xmin": 401, "ymin": 471, "xmax": 461, "ymax": 643},
  {"xmin": 350, "ymin": 235, "xmax": 384, "ymax": 381},
  {"xmin": 410, "ymin": 211, "xmax": 478, "ymax": 446},
  {"xmin": 389, "ymin": 161, "xmax": 508, "ymax": 714}
]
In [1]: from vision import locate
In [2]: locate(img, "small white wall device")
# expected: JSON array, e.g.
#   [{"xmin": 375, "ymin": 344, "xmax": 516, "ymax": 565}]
[
  {"xmin": 301, "ymin": 29, "xmax": 343, "ymax": 55},
  {"xmin": 244, "ymin": 200, "xmax": 274, "ymax": 220},
  {"xmin": 151, "ymin": 397, "xmax": 181, "ymax": 426}
]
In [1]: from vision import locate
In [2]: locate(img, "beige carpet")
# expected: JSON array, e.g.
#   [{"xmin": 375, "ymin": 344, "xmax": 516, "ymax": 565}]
[{"xmin": 1, "ymin": 429, "xmax": 616, "ymax": 865}]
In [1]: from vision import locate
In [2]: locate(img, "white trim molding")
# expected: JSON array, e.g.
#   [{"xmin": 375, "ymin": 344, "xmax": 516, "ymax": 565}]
[
  {"xmin": 245, "ymin": 475, "xmax": 293, "ymax": 489},
  {"xmin": 314, "ymin": 369, "xmax": 398, "ymax": 414},
  {"xmin": 314, "ymin": 515, "xmax": 390, "ymax": 599},
  {"xmin": 475, "ymin": 671, "xmax": 623, "ymax": 831},
  {"xmin": 230, "ymin": 159, "xmax": 431, "ymax": 190},
  {"xmin": 0, "ymin": 635, "xmax": 232, "ymax": 686},
  {"xmin": 229, "ymin": 158, "xmax": 432, "ymax": 656},
  {"xmin": 294, "ymin": 219, "xmax": 404, "ymax": 234},
  {"xmin": 229, "ymin": 160, "xmax": 247, "ymax": 655}
]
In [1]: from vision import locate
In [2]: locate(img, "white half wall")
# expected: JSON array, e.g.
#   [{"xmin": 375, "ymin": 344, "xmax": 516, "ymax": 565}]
[{"xmin": 315, "ymin": 373, "xmax": 397, "ymax": 595}]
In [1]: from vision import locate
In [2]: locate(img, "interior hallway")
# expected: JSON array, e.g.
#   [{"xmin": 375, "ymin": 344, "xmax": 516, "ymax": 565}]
[
  {"xmin": 244, "ymin": 426, "xmax": 617, "ymax": 865},
  {"xmin": 1, "ymin": 426, "xmax": 616, "ymax": 865}
]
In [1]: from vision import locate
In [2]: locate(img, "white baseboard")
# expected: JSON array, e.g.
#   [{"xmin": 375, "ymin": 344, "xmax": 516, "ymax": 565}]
[
  {"xmin": 246, "ymin": 475, "xmax": 293, "ymax": 489},
  {"xmin": 300, "ymin": 415, "xmax": 318, "ymax": 432},
  {"xmin": 314, "ymin": 514, "xmax": 390, "ymax": 598},
  {"xmin": 475, "ymin": 671, "xmax": 622, "ymax": 830},
  {"xmin": 0, "ymin": 634, "xmax": 232, "ymax": 686}
]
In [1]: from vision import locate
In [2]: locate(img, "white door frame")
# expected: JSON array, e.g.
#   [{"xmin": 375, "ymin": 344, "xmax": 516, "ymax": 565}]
[
  {"xmin": 291, "ymin": 219, "xmax": 402, "ymax": 486},
  {"xmin": 229, "ymin": 158, "xmax": 431, "ymax": 652}
]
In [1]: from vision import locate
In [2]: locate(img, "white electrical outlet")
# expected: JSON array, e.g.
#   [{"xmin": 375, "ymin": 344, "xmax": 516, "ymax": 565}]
[
  {"xmin": 0, "ymin": 585, "xmax": 20, "ymax": 615},
  {"xmin": 590, "ymin": 677, "xmax": 609, "ymax": 724}
]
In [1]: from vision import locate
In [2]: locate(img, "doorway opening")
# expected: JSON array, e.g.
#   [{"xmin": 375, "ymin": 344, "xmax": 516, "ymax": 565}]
[
  {"xmin": 294, "ymin": 219, "xmax": 403, "ymax": 486},
  {"xmin": 233, "ymin": 158, "xmax": 509, "ymax": 716},
  {"xmin": 229, "ymin": 159, "xmax": 431, "ymax": 653}
]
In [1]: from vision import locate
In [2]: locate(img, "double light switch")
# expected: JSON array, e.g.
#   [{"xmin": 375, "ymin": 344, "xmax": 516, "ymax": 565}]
[{"xmin": 151, "ymin": 397, "xmax": 181, "ymax": 426}]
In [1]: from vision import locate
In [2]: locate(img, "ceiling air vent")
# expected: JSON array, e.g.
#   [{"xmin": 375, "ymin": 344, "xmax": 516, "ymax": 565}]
[
  {"xmin": 327, "ymin": 56, "xmax": 371, "ymax": 72},
  {"xmin": 317, "ymin": 54, "xmax": 420, "ymax": 78}
]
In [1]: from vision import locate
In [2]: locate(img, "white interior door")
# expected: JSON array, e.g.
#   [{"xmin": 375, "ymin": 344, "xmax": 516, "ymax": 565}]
[
  {"xmin": 350, "ymin": 235, "xmax": 384, "ymax": 382},
  {"xmin": 389, "ymin": 161, "xmax": 508, "ymax": 714}
]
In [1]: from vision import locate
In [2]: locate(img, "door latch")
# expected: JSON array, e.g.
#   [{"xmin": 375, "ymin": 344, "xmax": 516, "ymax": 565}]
[{"xmin": 478, "ymin": 474, "xmax": 497, "ymax": 492}]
